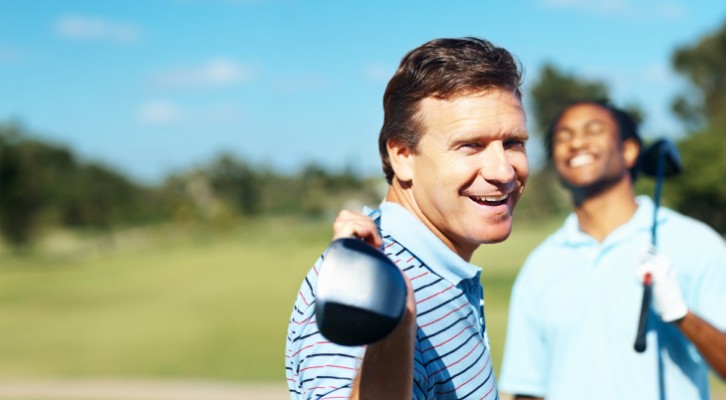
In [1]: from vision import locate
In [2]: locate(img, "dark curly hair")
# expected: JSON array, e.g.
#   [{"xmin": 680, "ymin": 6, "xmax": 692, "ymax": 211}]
[{"xmin": 544, "ymin": 100, "xmax": 642, "ymax": 181}]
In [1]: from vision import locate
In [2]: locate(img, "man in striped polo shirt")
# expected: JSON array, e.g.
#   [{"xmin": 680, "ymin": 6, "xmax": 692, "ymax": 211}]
[{"xmin": 286, "ymin": 37, "xmax": 529, "ymax": 399}]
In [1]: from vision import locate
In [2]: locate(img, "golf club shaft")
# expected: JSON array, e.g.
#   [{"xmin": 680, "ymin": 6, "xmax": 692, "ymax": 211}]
[
  {"xmin": 635, "ymin": 144, "xmax": 666, "ymax": 353},
  {"xmin": 651, "ymin": 145, "xmax": 666, "ymax": 246},
  {"xmin": 634, "ymin": 273, "xmax": 653, "ymax": 353}
]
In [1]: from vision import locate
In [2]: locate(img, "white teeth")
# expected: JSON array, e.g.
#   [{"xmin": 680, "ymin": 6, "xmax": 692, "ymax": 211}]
[
  {"xmin": 569, "ymin": 154, "xmax": 594, "ymax": 168},
  {"xmin": 472, "ymin": 194, "xmax": 508, "ymax": 202}
]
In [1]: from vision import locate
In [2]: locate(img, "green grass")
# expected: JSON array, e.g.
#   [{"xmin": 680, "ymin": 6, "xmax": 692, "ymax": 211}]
[
  {"xmin": 1, "ymin": 216, "xmax": 724, "ymax": 395},
  {"xmin": 0, "ymin": 216, "xmax": 558, "ymax": 382},
  {"xmin": 0, "ymin": 218, "xmax": 331, "ymax": 382}
]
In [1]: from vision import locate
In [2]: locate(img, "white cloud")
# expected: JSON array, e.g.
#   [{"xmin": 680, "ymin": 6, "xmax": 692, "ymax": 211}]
[
  {"xmin": 271, "ymin": 74, "xmax": 331, "ymax": 93},
  {"xmin": 138, "ymin": 100, "xmax": 179, "ymax": 125},
  {"xmin": 363, "ymin": 63, "xmax": 393, "ymax": 83},
  {"xmin": 137, "ymin": 100, "xmax": 243, "ymax": 126},
  {"xmin": 56, "ymin": 14, "xmax": 142, "ymax": 43},
  {"xmin": 539, "ymin": 0, "xmax": 686, "ymax": 20},
  {"xmin": 151, "ymin": 59, "xmax": 257, "ymax": 89}
]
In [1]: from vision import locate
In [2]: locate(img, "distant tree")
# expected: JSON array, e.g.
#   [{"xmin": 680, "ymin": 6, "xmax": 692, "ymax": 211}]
[
  {"xmin": 60, "ymin": 163, "xmax": 149, "ymax": 229},
  {"xmin": 671, "ymin": 20, "xmax": 726, "ymax": 129},
  {"xmin": 207, "ymin": 154, "xmax": 261, "ymax": 216},
  {"xmin": 529, "ymin": 63, "xmax": 611, "ymax": 136},
  {"xmin": 156, "ymin": 174, "xmax": 199, "ymax": 223},
  {"xmin": 0, "ymin": 122, "xmax": 405, "ymax": 249},
  {"xmin": 0, "ymin": 123, "xmax": 86, "ymax": 247},
  {"xmin": 0, "ymin": 123, "xmax": 162, "ymax": 248},
  {"xmin": 667, "ymin": 19, "xmax": 726, "ymax": 233},
  {"xmin": 667, "ymin": 124, "xmax": 726, "ymax": 233}
]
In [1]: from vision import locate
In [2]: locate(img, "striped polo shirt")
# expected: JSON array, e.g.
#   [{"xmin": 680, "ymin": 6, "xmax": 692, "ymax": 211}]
[{"xmin": 286, "ymin": 202, "xmax": 499, "ymax": 399}]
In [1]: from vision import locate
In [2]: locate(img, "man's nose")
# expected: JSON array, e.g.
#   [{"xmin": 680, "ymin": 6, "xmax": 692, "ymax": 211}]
[
  {"xmin": 480, "ymin": 143, "xmax": 515, "ymax": 184},
  {"xmin": 569, "ymin": 131, "xmax": 587, "ymax": 148}
]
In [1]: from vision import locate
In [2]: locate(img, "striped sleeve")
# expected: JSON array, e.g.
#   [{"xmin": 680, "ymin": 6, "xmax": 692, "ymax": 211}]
[{"xmin": 285, "ymin": 254, "xmax": 365, "ymax": 400}]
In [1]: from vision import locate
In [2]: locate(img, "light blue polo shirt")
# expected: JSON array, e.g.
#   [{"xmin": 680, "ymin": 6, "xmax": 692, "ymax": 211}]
[
  {"xmin": 499, "ymin": 196, "xmax": 726, "ymax": 400},
  {"xmin": 286, "ymin": 202, "xmax": 500, "ymax": 399}
]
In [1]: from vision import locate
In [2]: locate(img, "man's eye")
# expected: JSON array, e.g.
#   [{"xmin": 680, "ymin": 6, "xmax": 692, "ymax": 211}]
[
  {"xmin": 505, "ymin": 139, "xmax": 526, "ymax": 149},
  {"xmin": 585, "ymin": 122, "xmax": 606, "ymax": 135},
  {"xmin": 554, "ymin": 131, "xmax": 571, "ymax": 143},
  {"xmin": 586, "ymin": 127, "xmax": 605, "ymax": 136}
]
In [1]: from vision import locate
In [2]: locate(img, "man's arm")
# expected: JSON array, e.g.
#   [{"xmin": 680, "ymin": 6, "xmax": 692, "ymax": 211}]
[
  {"xmin": 350, "ymin": 297, "xmax": 416, "ymax": 399},
  {"xmin": 637, "ymin": 250, "xmax": 726, "ymax": 379},
  {"xmin": 348, "ymin": 257, "xmax": 417, "ymax": 400},
  {"xmin": 676, "ymin": 311, "xmax": 726, "ymax": 379}
]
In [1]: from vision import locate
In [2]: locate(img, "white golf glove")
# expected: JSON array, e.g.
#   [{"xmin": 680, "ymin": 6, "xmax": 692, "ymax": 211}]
[{"xmin": 635, "ymin": 248, "xmax": 688, "ymax": 323}]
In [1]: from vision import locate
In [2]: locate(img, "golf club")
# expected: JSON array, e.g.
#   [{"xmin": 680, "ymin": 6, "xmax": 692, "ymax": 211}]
[
  {"xmin": 634, "ymin": 138, "xmax": 682, "ymax": 353},
  {"xmin": 315, "ymin": 237, "xmax": 407, "ymax": 346}
]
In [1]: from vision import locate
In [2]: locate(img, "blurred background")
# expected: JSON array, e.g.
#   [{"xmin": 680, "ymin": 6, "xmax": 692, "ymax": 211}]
[{"xmin": 1, "ymin": 1, "xmax": 725, "ymax": 399}]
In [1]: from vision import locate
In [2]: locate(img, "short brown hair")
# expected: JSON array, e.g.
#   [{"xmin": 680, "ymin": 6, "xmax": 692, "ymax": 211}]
[{"xmin": 379, "ymin": 37, "xmax": 523, "ymax": 183}]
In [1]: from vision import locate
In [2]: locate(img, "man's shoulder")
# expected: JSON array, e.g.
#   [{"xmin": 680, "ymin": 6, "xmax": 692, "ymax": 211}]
[
  {"xmin": 662, "ymin": 207, "xmax": 725, "ymax": 247},
  {"xmin": 511, "ymin": 237, "xmax": 563, "ymax": 290},
  {"xmin": 664, "ymin": 206, "xmax": 715, "ymax": 229},
  {"xmin": 509, "ymin": 221, "xmax": 578, "ymax": 290}
]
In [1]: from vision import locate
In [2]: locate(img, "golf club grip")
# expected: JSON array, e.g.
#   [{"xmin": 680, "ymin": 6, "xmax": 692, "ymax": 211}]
[{"xmin": 634, "ymin": 280, "xmax": 652, "ymax": 353}]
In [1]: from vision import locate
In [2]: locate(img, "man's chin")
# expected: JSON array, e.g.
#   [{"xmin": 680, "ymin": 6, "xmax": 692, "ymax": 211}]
[
  {"xmin": 479, "ymin": 234, "xmax": 510, "ymax": 245},
  {"xmin": 475, "ymin": 221, "xmax": 513, "ymax": 244}
]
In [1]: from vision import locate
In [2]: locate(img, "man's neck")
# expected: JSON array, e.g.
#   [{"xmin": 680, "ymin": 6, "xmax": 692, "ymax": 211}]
[
  {"xmin": 572, "ymin": 178, "xmax": 638, "ymax": 243},
  {"xmin": 385, "ymin": 180, "xmax": 476, "ymax": 261}
]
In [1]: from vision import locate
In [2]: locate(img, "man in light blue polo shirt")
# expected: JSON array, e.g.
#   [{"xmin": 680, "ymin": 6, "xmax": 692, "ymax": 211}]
[
  {"xmin": 499, "ymin": 101, "xmax": 726, "ymax": 399},
  {"xmin": 286, "ymin": 37, "xmax": 530, "ymax": 399}
]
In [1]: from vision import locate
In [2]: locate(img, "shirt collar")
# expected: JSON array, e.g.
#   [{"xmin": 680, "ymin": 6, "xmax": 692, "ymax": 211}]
[
  {"xmin": 377, "ymin": 202, "xmax": 481, "ymax": 285},
  {"xmin": 555, "ymin": 195, "xmax": 660, "ymax": 246}
]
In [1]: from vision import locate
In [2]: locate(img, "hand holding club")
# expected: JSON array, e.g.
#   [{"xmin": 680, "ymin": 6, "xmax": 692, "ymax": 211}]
[
  {"xmin": 332, "ymin": 210, "xmax": 383, "ymax": 248},
  {"xmin": 635, "ymin": 248, "xmax": 688, "ymax": 323}
]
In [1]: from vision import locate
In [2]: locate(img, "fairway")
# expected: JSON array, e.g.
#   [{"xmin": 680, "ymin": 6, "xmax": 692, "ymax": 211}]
[
  {"xmin": 0, "ymin": 218, "xmax": 332, "ymax": 382},
  {"xmin": 0, "ymin": 216, "xmax": 552, "ymax": 382},
  {"xmin": 1, "ymin": 216, "xmax": 724, "ymax": 397}
]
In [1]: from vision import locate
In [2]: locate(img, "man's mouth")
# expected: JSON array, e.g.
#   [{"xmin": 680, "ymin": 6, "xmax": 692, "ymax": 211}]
[
  {"xmin": 469, "ymin": 193, "xmax": 509, "ymax": 206},
  {"xmin": 569, "ymin": 153, "xmax": 595, "ymax": 168}
]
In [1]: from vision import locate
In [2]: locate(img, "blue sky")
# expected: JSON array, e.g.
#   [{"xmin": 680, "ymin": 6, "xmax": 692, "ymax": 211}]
[{"xmin": 1, "ymin": 0, "xmax": 724, "ymax": 183}]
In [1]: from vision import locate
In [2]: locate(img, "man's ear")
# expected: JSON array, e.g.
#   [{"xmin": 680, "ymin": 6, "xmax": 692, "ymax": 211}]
[
  {"xmin": 623, "ymin": 138, "xmax": 640, "ymax": 170},
  {"xmin": 387, "ymin": 139, "xmax": 414, "ymax": 183}
]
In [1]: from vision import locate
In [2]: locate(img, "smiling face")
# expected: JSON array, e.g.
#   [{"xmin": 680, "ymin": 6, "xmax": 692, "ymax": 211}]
[
  {"xmin": 387, "ymin": 88, "xmax": 529, "ymax": 260},
  {"xmin": 551, "ymin": 103, "xmax": 637, "ymax": 193}
]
